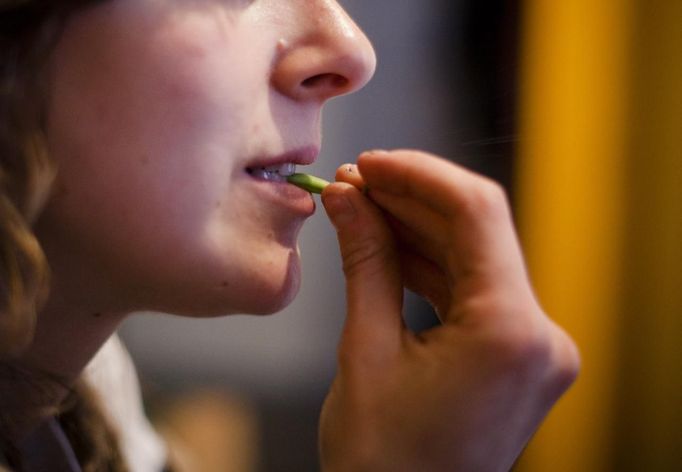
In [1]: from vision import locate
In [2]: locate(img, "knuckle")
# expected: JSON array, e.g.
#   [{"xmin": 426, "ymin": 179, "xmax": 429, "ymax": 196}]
[
  {"xmin": 484, "ymin": 318, "xmax": 581, "ymax": 395},
  {"xmin": 478, "ymin": 308, "xmax": 554, "ymax": 377},
  {"xmin": 341, "ymin": 236, "xmax": 393, "ymax": 278},
  {"xmin": 549, "ymin": 328, "xmax": 581, "ymax": 392},
  {"xmin": 459, "ymin": 177, "xmax": 509, "ymax": 219},
  {"xmin": 490, "ymin": 329, "xmax": 553, "ymax": 378}
]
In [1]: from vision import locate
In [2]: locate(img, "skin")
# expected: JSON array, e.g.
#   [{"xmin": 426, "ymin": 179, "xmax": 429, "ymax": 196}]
[
  {"xmin": 4, "ymin": 1, "xmax": 580, "ymax": 469},
  {"xmin": 5, "ymin": 0, "xmax": 375, "ymax": 440},
  {"xmin": 319, "ymin": 151, "xmax": 580, "ymax": 471},
  {"xmin": 39, "ymin": 0, "xmax": 375, "ymax": 317}
]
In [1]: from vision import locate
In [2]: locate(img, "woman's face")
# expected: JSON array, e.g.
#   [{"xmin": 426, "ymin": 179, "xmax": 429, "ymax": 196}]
[{"xmin": 38, "ymin": 0, "xmax": 376, "ymax": 315}]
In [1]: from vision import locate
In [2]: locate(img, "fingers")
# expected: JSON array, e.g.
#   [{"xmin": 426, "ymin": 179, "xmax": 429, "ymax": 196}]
[
  {"xmin": 369, "ymin": 189, "xmax": 450, "ymax": 252},
  {"xmin": 399, "ymin": 251, "xmax": 451, "ymax": 319},
  {"xmin": 334, "ymin": 163, "xmax": 453, "ymax": 313},
  {"xmin": 321, "ymin": 182, "xmax": 404, "ymax": 362},
  {"xmin": 335, "ymin": 163, "xmax": 365, "ymax": 190},
  {"xmin": 333, "ymin": 151, "xmax": 536, "ymax": 326},
  {"xmin": 357, "ymin": 150, "xmax": 532, "ymax": 303},
  {"xmin": 335, "ymin": 163, "xmax": 450, "ymax": 268},
  {"xmin": 357, "ymin": 149, "xmax": 487, "ymax": 217}
]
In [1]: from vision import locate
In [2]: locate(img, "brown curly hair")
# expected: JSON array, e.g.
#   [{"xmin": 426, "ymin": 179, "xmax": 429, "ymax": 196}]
[
  {"xmin": 1, "ymin": 2, "xmax": 134, "ymax": 471},
  {"xmin": 0, "ymin": 0, "xmax": 99, "ymax": 357}
]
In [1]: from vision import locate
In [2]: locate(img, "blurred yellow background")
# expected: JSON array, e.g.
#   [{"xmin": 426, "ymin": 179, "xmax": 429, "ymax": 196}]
[{"xmin": 517, "ymin": 0, "xmax": 681, "ymax": 470}]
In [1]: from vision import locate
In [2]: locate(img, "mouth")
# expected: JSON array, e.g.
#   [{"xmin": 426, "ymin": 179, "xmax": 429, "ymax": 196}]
[
  {"xmin": 245, "ymin": 162, "xmax": 297, "ymax": 182},
  {"xmin": 244, "ymin": 146, "xmax": 319, "ymax": 184},
  {"xmin": 243, "ymin": 146, "xmax": 319, "ymax": 216}
]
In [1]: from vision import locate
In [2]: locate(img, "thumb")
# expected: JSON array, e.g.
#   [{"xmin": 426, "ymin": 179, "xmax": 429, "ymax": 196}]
[{"xmin": 322, "ymin": 183, "xmax": 404, "ymax": 360}]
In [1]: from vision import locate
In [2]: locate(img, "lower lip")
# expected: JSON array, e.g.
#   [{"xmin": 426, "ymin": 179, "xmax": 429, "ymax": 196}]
[{"xmin": 245, "ymin": 173, "xmax": 315, "ymax": 216}]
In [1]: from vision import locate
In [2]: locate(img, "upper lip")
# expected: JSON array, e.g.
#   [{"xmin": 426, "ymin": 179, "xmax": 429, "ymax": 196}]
[{"xmin": 245, "ymin": 145, "xmax": 319, "ymax": 170}]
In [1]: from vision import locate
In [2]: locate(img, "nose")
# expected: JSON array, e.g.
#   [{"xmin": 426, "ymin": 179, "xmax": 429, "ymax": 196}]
[{"xmin": 271, "ymin": 2, "xmax": 377, "ymax": 103}]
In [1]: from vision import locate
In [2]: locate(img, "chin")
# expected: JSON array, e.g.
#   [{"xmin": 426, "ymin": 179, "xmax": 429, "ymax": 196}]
[
  {"xmin": 245, "ymin": 286, "xmax": 299, "ymax": 315},
  {"xmin": 242, "ymin": 256, "xmax": 302, "ymax": 315},
  {"xmin": 158, "ymin": 273, "xmax": 301, "ymax": 318},
  {"xmin": 168, "ymin": 248, "xmax": 303, "ymax": 317}
]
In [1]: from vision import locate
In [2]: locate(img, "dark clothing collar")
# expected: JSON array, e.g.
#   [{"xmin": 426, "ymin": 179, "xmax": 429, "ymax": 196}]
[{"xmin": 17, "ymin": 417, "xmax": 82, "ymax": 472}]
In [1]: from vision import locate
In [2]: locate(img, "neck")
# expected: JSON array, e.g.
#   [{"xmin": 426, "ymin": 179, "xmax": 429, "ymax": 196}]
[{"xmin": 0, "ymin": 289, "xmax": 126, "ymax": 442}]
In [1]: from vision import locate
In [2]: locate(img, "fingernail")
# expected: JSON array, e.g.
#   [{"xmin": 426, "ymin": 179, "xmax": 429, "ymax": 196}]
[
  {"xmin": 322, "ymin": 193, "xmax": 356, "ymax": 227},
  {"xmin": 363, "ymin": 149, "xmax": 389, "ymax": 156},
  {"xmin": 343, "ymin": 163, "xmax": 359, "ymax": 175}
]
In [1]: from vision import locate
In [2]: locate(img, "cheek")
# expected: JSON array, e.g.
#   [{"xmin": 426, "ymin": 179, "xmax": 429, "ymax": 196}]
[
  {"xmin": 42, "ymin": 4, "xmax": 303, "ymax": 314},
  {"xmin": 197, "ymin": 194, "xmax": 307, "ymax": 314},
  {"xmin": 39, "ymin": 162, "xmax": 305, "ymax": 315},
  {"xmin": 209, "ymin": 240, "xmax": 304, "ymax": 315},
  {"xmin": 49, "ymin": 0, "xmax": 264, "ymax": 163}
]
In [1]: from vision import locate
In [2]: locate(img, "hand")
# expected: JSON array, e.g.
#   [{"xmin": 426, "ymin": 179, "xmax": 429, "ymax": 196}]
[{"xmin": 319, "ymin": 150, "xmax": 579, "ymax": 472}]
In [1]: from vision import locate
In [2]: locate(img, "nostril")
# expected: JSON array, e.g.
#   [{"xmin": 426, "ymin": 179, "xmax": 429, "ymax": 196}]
[{"xmin": 301, "ymin": 73, "xmax": 349, "ymax": 90}]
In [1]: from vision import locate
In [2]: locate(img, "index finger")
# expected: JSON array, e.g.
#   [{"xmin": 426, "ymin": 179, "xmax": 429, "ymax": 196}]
[
  {"xmin": 357, "ymin": 150, "xmax": 497, "ymax": 218},
  {"xmin": 358, "ymin": 150, "xmax": 534, "ymax": 310}
]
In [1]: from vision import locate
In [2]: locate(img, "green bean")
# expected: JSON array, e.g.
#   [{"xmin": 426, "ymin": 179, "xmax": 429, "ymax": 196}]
[{"xmin": 286, "ymin": 173, "xmax": 330, "ymax": 194}]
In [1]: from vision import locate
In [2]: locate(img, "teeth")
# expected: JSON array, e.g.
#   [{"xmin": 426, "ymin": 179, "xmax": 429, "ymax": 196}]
[
  {"xmin": 248, "ymin": 163, "xmax": 297, "ymax": 181},
  {"xmin": 263, "ymin": 163, "xmax": 296, "ymax": 176}
]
